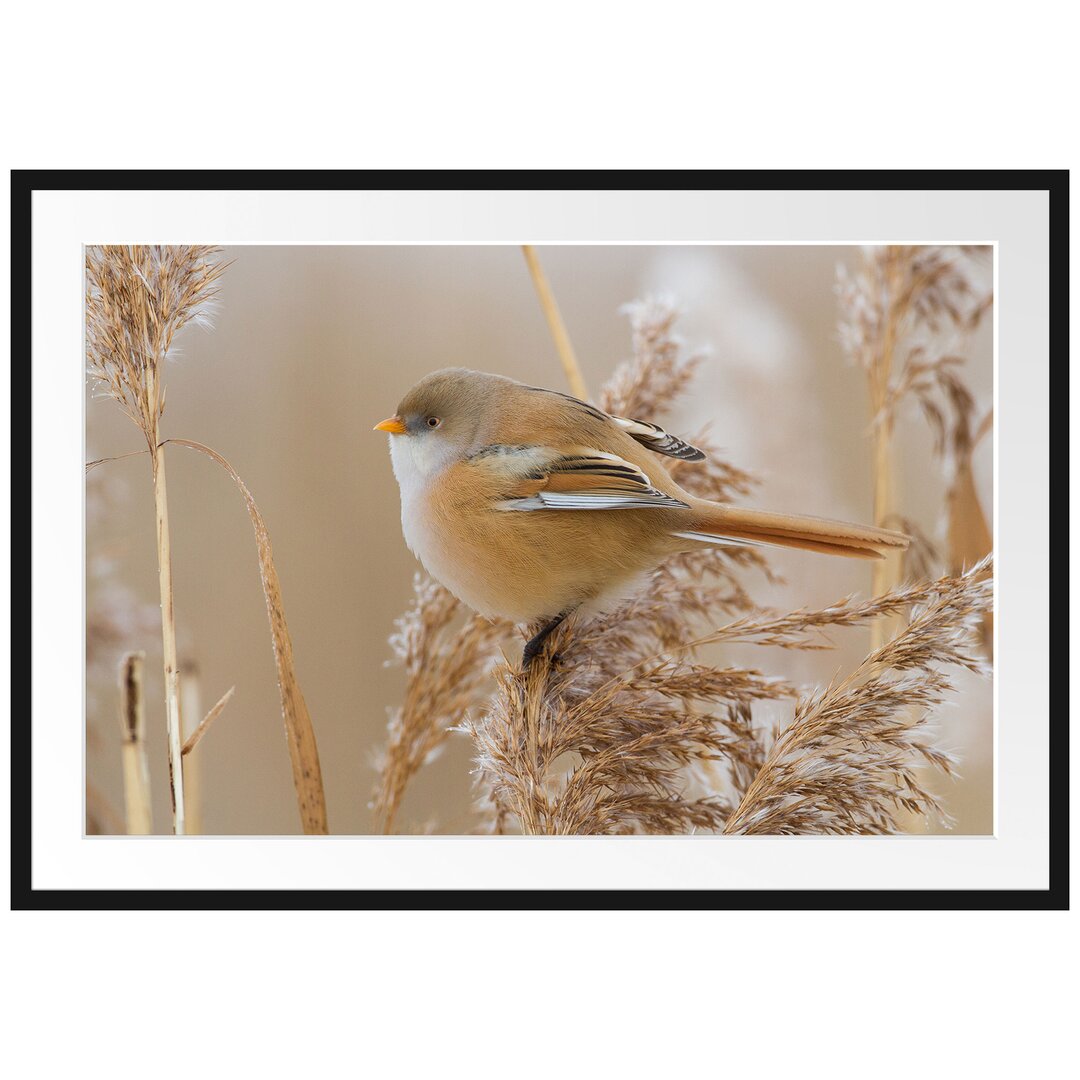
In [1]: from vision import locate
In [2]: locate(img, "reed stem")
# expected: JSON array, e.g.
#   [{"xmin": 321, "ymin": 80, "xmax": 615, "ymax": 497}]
[
  {"xmin": 521, "ymin": 245, "xmax": 590, "ymax": 401},
  {"xmin": 152, "ymin": 439, "xmax": 186, "ymax": 835},
  {"xmin": 869, "ymin": 267, "xmax": 904, "ymax": 651}
]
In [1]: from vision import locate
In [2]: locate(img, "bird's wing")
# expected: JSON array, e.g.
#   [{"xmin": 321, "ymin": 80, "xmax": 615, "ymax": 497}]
[
  {"xmin": 609, "ymin": 416, "xmax": 706, "ymax": 461},
  {"xmin": 471, "ymin": 445, "xmax": 689, "ymax": 511},
  {"xmin": 523, "ymin": 385, "xmax": 706, "ymax": 462}
]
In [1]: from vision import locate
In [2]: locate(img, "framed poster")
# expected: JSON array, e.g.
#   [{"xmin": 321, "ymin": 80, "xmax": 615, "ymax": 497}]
[{"xmin": 13, "ymin": 170, "xmax": 1065, "ymax": 909}]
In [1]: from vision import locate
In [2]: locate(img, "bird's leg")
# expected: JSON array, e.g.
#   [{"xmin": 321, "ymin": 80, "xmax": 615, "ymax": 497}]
[{"xmin": 522, "ymin": 611, "xmax": 570, "ymax": 667}]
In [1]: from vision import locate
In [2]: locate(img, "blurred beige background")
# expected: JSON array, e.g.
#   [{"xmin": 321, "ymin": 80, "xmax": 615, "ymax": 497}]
[{"xmin": 85, "ymin": 245, "xmax": 993, "ymax": 835}]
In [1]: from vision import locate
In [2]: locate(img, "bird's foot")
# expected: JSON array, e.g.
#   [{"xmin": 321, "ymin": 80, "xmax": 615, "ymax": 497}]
[{"xmin": 521, "ymin": 612, "xmax": 570, "ymax": 668}]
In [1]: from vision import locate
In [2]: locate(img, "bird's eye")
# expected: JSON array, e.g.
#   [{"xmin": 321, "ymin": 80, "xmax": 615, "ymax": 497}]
[{"xmin": 426, "ymin": 416, "xmax": 441, "ymax": 428}]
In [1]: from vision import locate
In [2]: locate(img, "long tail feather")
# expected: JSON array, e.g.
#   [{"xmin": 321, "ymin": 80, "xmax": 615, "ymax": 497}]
[{"xmin": 680, "ymin": 505, "xmax": 910, "ymax": 560}]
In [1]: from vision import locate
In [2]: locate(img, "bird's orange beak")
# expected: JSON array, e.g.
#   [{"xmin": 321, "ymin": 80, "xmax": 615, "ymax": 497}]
[{"xmin": 374, "ymin": 416, "xmax": 407, "ymax": 435}]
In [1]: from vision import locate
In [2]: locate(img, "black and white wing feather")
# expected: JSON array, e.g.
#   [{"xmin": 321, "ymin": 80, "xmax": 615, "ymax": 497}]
[
  {"xmin": 611, "ymin": 416, "xmax": 706, "ymax": 461},
  {"xmin": 472, "ymin": 446, "xmax": 689, "ymax": 512}
]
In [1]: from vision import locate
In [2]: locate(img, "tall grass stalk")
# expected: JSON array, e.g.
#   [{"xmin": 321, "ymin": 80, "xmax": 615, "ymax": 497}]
[
  {"xmin": 151, "ymin": 437, "xmax": 185, "ymax": 830},
  {"xmin": 521, "ymin": 245, "xmax": 590, "ymax": 401}
]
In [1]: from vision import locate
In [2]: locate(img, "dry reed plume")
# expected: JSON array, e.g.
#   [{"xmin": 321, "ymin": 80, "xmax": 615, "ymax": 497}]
[
  {"xmin": 378, "ymin": 296, "xmax": 994, "ymax": 835},
  {"xmin": 372, "ymin": 576, "xmax": 509, "ymax": 832},
  {"xmin": 836, "ymin": 245, "xmax": 993, "ymax": 649},
  {"xmin": 723, "ymin": 558, "xmax": 991, "ymax": 833},
  {"xmin": 86, "ymin": 246, "xmax": 328, "ymax": 834}
]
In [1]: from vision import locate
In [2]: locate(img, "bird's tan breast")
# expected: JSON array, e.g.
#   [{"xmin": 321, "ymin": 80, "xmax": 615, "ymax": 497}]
[{"xmin": 418, "ymin": 455, "xmax": 684, "ymax": 623}]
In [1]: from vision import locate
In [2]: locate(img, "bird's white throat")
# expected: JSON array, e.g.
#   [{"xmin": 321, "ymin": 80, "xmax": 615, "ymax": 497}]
[
  {"xmin": 388, "ymin": 432, "xmax": 455, "ymax": 494},
  {"xmin": 388, "ymin": 433, "xmax": 464, "ymax": 559}
]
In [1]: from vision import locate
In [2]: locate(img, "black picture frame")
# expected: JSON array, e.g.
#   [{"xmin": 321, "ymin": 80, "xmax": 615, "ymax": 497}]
[{"xmin": 11, "ymin": 169, "xmax": 1068, "ymax": 911}]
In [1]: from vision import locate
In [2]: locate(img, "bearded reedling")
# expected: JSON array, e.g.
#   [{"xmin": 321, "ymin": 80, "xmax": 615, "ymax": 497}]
[{"xmin": 377, "ymin": 368, "xmax": 909, "ymax": 664}]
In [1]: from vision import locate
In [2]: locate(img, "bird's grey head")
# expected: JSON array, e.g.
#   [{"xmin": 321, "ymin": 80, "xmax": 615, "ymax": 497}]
[{"xmin": 375, "ymin": 367, "xmax": 505, "ymax": 479}]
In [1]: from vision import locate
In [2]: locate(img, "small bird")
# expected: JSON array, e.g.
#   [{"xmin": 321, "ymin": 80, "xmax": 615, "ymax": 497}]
[{"xmin": 376, "ymin": 368, "xmax": 909, "ymax": 664}]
